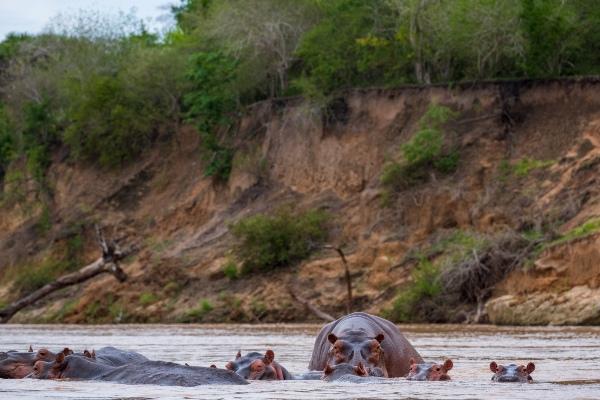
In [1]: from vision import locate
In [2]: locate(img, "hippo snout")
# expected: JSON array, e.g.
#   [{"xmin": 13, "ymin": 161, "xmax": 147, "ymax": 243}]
[{"xmin": 496, "ymin": 375, "xmax": 520, "ymax": 382}]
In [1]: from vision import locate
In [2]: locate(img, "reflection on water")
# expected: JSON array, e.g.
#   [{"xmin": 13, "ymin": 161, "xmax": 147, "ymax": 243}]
[{"xmin": 1, "ymin": 324, "xmax": 599, "ymax": 399}]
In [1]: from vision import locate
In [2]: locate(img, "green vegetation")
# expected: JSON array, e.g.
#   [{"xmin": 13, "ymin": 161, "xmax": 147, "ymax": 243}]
[
  {"xmin": 184, "ymin": 51, "xmax": 238, "ymax": 180},
  {"xmin": 222, "ymin": 260, "xmax": 239, "ymax": 280},
  {"xmin": 139, "ymin": 292, "xmax": 158, "ymax": 306},
  {"xmin": 513, "ymin": 158, "xmax": 554, "ymax": 177},
  {"xmin": 0, "ymin": 0, "xmax": 596, "ymax": 188},
  {"xmin": 380, "ymin": 104, "xmax": 459, "ymax": 195},
  {"xmin": 230, "ymin": 208, "xmax": 329, "ymax": 273},
  {"xmin": 385, "ymin": 229, "xmax": 528, "ymax": 322},
  {"xmin": 384, "ymin": 258, "xmax": 441, "ymax": 322},
  {"xmin": 499, "ymin": 157, "xmax": 554, "ymax": 181},
  {"xmin": 549, "ymin": 217, "xmax": 600, "ymax": 247},
  {"xmin": 83, "ymin": 293, "xmax": 129, "ymax": 323},
  {"xmin": 12, "ymin": 258, "xmax": 67, "ymax": 294},
  {"xmin": 50, "ymin": 299, "xmax": 78, "ymax": 322},
  {"xmin": 180, "ymin": 299, "xmax": 214, "ymax": 322},
  {"xmin": 3, "ymin": 224, "xmax": 87, "ymax": 295}
]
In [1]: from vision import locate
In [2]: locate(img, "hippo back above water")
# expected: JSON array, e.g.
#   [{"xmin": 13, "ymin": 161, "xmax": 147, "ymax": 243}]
[
  {"xmin": 85, "ymin": 347, "xmax": 149, "ymax": 366},
  {"xmin": 31, "ymin": 353, "xmax": 247, "ymax": 386},
  {"xmin": 308, "ymin": 312, "xmax": 423, "ymax": 377}
]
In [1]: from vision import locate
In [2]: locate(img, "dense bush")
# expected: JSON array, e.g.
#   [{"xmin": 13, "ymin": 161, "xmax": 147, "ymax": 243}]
[
  {"xmin": 230, "ymin": 208, "xmax": 329, "ymax": 274},
  {"xmin": 385, "ymin": 230, "xmax": 540, "ymax": 323},
  {"xmin": 63, "ymin": 75, "xmax": 156, "ymax": 167},
  {"xmin": 184, "ymin": 51, "xmax": 239, "ymax": 180},
  {"xmin": 0, "ymin": 104, "xmax": 14, "ymax": 178}
]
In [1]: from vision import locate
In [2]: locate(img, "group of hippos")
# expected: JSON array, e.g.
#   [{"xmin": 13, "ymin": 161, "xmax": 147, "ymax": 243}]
[{"xmin": 0, "ymin": 313, "xmax": 535, "ymax": 386}]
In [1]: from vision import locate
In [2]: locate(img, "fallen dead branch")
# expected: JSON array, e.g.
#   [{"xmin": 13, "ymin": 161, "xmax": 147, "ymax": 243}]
[
  {"xmin": 0, "ymin": 226, "xmax": 136, "ymax": 324},
  {"xmin": 289, "ymin": 289, "xmax": 335, "ymax": 322}
]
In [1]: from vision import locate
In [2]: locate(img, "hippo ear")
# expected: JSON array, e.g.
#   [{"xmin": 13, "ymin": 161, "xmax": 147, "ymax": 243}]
[
  {"xmin": 83, "ymin": 350, "xmax": 92, "ymax": 358},
  {"xmin": 526, "ymin": 362, "xmax": 535, "ymax": 374},
  {"xmin": 328, "ymin": 334, "xmax": 338, "ymax": 344},
  {"xmin": 490, "ymin": 361, "xmax": 498, "ymax": 372},
  {"xmin": 263, "ymin": 350, "xmax": 275, "ymax": 365},
  {"xmin": 443, "ymin": 359, "xmax": 453, "ymax": 371},
  {"xmin": 54, "ymin": 353, "xmax": 65, "ymax": 365},
  {"xmin": 62, "ymin": 348, "xmax": 73, "ymax": 356},
  {"xmin": 91, "ymin": 350, "xmax": 96, "ymax": 359},
  {"xmin": 225, "ymin": 362, "xmax": 235, "ymax": 370},
  {"xmin": 53, "ymin": 353, "xmax": 67, "ymax": 372},
  {"xmin": 409, "ymin": 357, "xmax": 416, "ymax": 366},
  {"xmin": 236, "ymin": 350, "xmax": 241, "ymax": 359},
  {"xmin": 355, "ymin": 362, "xmax": 367, "ymax": 377},
  {"xmin": 375, "ymin": 333, "xmax": 385, "ymax": 343},
  {"xmin": 29, "ymin": 345, "xmax": 33, "ymax": 352},
  {"xmin": 323, "ymin": 365, "xmax": 333, "ymax": 375}
]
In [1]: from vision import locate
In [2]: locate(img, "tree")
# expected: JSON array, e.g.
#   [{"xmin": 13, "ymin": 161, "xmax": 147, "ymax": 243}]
[{"xmin": 192, "ymin": 0, "xmax": 320, "ymax": 98}]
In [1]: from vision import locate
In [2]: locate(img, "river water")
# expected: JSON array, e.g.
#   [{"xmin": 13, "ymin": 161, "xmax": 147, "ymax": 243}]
[{"xmin": 1, "ymin": 324, "xmax": 599, "ymax": 399}]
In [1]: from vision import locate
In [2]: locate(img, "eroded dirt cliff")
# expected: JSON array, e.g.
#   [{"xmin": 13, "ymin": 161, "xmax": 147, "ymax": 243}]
[{"xmin": 1, "ymin": 78, "xmax": 599, "ymax": 325}]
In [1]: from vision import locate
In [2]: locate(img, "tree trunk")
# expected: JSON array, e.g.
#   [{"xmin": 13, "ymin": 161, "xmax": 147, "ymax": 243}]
[{"xmin": 322, "ymin": 245, "xmax": 353, "ymax": 315}]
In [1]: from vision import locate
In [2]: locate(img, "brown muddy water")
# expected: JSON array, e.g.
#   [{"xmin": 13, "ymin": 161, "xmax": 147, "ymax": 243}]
[{"xmin": 1, "ymin": 324, "xmax": 599, "ymax": 399}]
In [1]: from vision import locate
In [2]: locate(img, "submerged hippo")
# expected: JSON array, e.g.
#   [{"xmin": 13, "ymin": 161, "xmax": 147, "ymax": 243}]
[
  {"xmin": 406, "ymin": 358, "xmax": 453, "ymax": 381},
  {"xmin": 225, "ymin": 350, "xmax": 292, "ymax": 380},
  {"xmin": 490, "ymin": 361, "xmax": 535, "ymax": 383},
  {"xmin": 309, "ymin": 312, "xmax": 423, "ymax": 377},
  {"xmin": 0, "ymin": 347, "xmax": 71, "ymax": 379},
  {"xmin": 30, "ymin": 353, "xmax": 247, "ymax": 386}
]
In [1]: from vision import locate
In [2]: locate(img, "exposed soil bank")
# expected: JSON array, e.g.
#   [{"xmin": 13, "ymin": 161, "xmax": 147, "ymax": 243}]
[{"xmin": 1, "ymin": 78, "xmax": 599, "ymax": 325}]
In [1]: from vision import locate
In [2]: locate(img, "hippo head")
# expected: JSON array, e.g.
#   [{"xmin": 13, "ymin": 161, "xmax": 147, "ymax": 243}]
[
  {"xmin": 0, "ymin": 347, "xmax": 68, "ymax": 379},
  {"xmin": 327, "ymin": 331, "xmax": 388, "ymax": 377},
  {"xmin": 29, "ymin": 352, "xmax": 81, "ymax": 380},
  {"xmin": 0, "ymin": 351, "xmax": 34, "ymax": 379},
  {"xmin": 322, "ymin": 362, "xmax": 367, "ymax": 382},
  {"xmin": 490, "ymin": 361, "xmax": 535, "ymax": 383},
  {"xmin": 406, "ymin": 358, "xmax": 453, "ymax": 381},
  {"xmin": 225, "ymin": 350, "xmax": 284, "ymax": 380}
]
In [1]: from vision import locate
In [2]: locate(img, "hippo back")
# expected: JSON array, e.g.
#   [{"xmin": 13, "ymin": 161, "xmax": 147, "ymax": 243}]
[
  {"xmin": 94, "ymin": 347, "xmax": 149, "ymax": 366},
  {"xmin": 105, "ymin": 361, "xmax": 248, "ymax": 386},
  {"xmin": 308, "ymin": 312, "xmax": 422, "ymax": 377}
]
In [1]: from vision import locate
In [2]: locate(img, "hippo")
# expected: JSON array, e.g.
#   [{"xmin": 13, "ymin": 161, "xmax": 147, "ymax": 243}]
[
  {"xmin": 0, "ymin": 347, "xmax": 71, "ymax": 379},
  {"xmin": 490, "ymin": 361, "xmax": 535, "ymax": 383},
  {"xmin": 406, "ymin": 358, "xmax": 453, "ymax": 381},
  {"xmin": 30, "ymin": 353, "xmax": 248, "ymax": 386},
  {"xmin": 81, "ymin": 346, "xmax": 149, "ymax": 366},
  {"xmin": 308, "ymin": 312, "xmax": 423, "ymax": 377},
  {"xmin": 225, "ymin": 350, "xmax": 293, "ymax": 380}
]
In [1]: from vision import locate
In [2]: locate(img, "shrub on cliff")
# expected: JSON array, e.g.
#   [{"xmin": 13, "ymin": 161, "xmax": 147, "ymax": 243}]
[
  {"xmin": 380, "ymin": 104, "xmax": 459, "ymax": 195},
  {"xmin": 230, "ymin": 208, "xmax": 329, "ymax": 274}
]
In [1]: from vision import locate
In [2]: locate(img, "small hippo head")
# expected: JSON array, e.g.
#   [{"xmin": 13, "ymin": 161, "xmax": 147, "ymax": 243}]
[
  {"xmin": 406, "ymin": 358, "xmax": 453, "ymax": 381},
  {"xmin": 322, "ymin": 362, "xmax": 368, "ymax": 382},
  {"xmin": 327, "ymin": 331, "xmax": 387, "ymax": 377},
  {"xmin": 225, "ymin": 350, "xmax": 284, "ymax": 380},
  {"xmin": 490, "ymin": 361, "xmax": 535, "ymax": 383}
]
